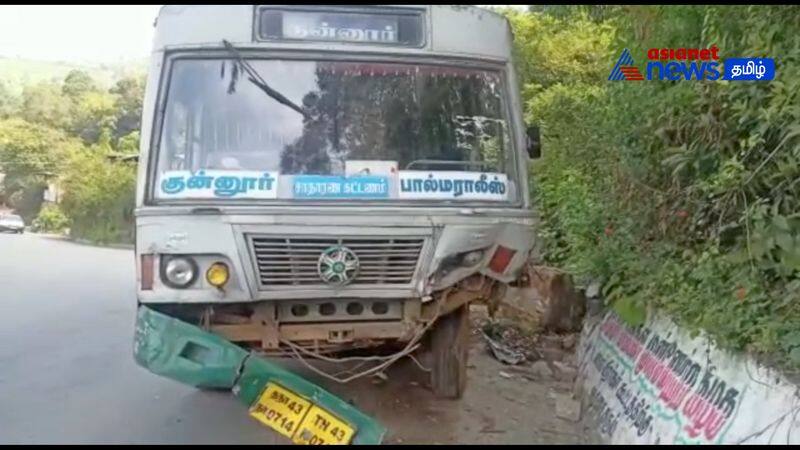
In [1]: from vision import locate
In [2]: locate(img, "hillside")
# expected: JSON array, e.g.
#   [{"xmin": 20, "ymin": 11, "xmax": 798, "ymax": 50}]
[{"xmin": 0, "ymin": 57, "xmax": 148, "ymax": 95}]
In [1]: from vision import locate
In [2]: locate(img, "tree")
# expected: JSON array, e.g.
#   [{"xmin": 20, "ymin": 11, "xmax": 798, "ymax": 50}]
[
  {"xmin": 0, "ymin": 81, "xmax": 19, "ymax": 119},
  {"xmin": 528, "ymin": 5, "xmax": 619, "ymax": 22},
  {"xmin": 20, "ymin": 82, "xmax": 71, "ymax": 130},
  {"xmin": 70, "ymin": 90, "xmax": 117, "ymax": 144},
  {"xmin": 503, "ymin": 8, "xmax": 615, "ymax": 90},
  {"xmin": 59, "ymin": 147, "xmax": 136, "ymax": 243},
  {"xmin": 0, "ymin": 63, "xmax": 145, "ymax": 242},
  {"xmin": 0, "ymin": 119, "xmax": 77, "ymax": 220},
  {"xmin": 117, "ymin": 130, "xmax": 140, "ymax": 155},
  {"xmin": 62, "ymin": 69, "xmax": 97, "ymax": 99},
  {"xmin": 110, "ymin": 75, "xmax": 145, "ymax": 141}
]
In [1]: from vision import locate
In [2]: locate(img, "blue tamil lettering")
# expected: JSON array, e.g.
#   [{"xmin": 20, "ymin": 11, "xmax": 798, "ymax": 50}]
[{"xmin": 161, "ymin": 176, "xmax": 186, "ymax": 194}]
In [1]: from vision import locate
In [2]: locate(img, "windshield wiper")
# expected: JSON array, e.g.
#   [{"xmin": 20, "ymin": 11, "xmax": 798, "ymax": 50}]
[{"xmin": 221, "ymin": 39, "xmax": 310, "ymax": 120}]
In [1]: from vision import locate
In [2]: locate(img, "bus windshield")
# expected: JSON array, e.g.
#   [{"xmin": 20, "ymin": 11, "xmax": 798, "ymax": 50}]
[{"xmin": 154, "ymin": 57, "xmax": 517, "ymax": 202}]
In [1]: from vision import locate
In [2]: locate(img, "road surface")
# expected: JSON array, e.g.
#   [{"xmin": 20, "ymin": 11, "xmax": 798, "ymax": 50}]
[{"xmin": 0, "ymin": 233, "xmax": 589, "ymax": 444}]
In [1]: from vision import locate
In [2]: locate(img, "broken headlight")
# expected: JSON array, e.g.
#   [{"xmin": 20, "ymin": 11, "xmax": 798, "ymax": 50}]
[{"xmin": 461, "ymin": 249, "xmax": 485, "ymax": 266}]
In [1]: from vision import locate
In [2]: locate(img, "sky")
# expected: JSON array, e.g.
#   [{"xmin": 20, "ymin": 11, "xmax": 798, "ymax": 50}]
[
  {"xmin": 0, "ymin": 5, "xmax": 163, "ymax": 63},
  {"xmin": 0, "ymin": 5, "xmax": 525, "ymax": 64}
]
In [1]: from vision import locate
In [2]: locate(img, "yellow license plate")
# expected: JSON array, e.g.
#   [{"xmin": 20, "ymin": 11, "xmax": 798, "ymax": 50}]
[
  {"xmin": 249, "ymin": 383, "xmax": 355, "ymax": 445},
  {"xmin": 249, "ymin": 383, "xmax": 312, "ymax": 439},
  {"xmin": 294, "ymin": 405, "xmax": 356, "ymax": 445}
]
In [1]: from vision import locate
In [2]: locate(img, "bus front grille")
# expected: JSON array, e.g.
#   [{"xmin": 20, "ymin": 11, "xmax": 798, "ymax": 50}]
[{"xmin": 247, "ymin": 235, "xmax": 424, "ymax": 288}]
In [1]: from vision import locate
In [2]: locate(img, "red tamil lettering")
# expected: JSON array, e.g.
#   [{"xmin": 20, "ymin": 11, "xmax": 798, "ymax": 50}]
[
  {"xmin": 658, "ymin": 373, "xmax": 690, "ymax": 410},
  {"xmin": 655, "ymin": 363, "xmax": 670, "ymax": 390},
  {"xmin": 617, "ymin": 332, "xmax": 643, "ymax": 361},
  {"xmin": 602, "ymin": 319, "xmax": 620, "ymax": 340},
  {"xmin": 646, "ymin": 358, "xmax": 665, "ymax": 387},
  {"xmin": 658, "ymin": 372, "xmax": 678, "ymax": 401},
  {"xmin": 704, "ymin": 407, "xmax": 727, "ymax": 441},
  {"xmin": 641, "ymin": 352, "xmax": 659, "ymax": 383},
  {"xmin": 638, "ymin": 352, "xmax": 653, "ymax": 378},
  {"xmin": 634, "ymin": 351, "xmax": 649, "ymax": 375},
  {"xmin": 683, "ymin": 394, "xmax": 713, "ymax": 439},
  {"xmin": 691, "ymin": 402, "xmax": 722, "ymax": 440}
]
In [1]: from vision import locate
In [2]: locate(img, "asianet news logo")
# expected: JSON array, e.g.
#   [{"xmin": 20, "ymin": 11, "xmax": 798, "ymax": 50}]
[{"xmin": 608, "ymin": 46, "xmax": 775, "ymax": 81}]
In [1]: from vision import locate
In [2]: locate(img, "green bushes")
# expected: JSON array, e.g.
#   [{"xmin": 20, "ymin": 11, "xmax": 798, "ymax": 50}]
[
  {"xmin": 59, "ymin": 148, "xmax": 136, "ymax": 244},
  {"xmin": 505, "ymin": 6, "xmax": 800, "ymax": 367},
  {"xmin": 0, "ymin": 118, "xmax": 77, "ymax": 222},
  {"xmin": 0, "ymin": 69, "xmax": 144, "ymax": 245},
  {"xmin": 31, "ymin": 204, "xmax": 69, "ymax": 233}
]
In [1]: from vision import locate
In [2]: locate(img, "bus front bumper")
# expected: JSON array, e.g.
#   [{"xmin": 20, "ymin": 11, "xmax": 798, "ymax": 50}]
[{"xmin": 133, "ymin": 305, "xmax": 386, "ymax": 444}]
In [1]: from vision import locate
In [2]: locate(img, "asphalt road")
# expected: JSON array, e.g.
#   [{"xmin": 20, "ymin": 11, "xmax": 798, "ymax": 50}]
[
  {"xmin": 0, "ymin": 232, "xmax": 589, "ymax": 444},
  {"xmin": 0, "ymin": 232, "xmax": 282, "ymax": 444}
]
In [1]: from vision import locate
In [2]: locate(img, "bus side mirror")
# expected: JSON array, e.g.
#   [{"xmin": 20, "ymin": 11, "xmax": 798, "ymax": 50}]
[{"xmin": 526, "ymin": 125, "xmax": 541, "ymax": 159}]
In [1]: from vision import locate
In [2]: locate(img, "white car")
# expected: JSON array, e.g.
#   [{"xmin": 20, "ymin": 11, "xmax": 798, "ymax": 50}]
[{"xmin": 0, "ymin": 214, "xmax": 25, "ymax": 233}]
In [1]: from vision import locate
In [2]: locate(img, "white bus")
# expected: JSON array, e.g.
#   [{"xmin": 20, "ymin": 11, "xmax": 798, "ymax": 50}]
[{"xmin": 134, "ymin": 4, "xmax": 540, "ymax": 401}]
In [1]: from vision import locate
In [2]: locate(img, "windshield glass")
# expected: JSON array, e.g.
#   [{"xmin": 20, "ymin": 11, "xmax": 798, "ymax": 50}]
[{"xmin": 154, "ymin": 58, "xmax": 518, "ymax": 203}]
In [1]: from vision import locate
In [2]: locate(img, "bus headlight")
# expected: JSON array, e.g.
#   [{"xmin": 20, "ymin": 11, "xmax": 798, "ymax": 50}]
[
  {"xmin": 206, "ymin": 262, "xmax": 230, "ymax": 288},
  {"xmin": 462, "ymin": 250, "xmax": 484, "ymax": 266},
  {"xmin": 161, "ymin": 256, "xmax": 198, "ymax": 289}
]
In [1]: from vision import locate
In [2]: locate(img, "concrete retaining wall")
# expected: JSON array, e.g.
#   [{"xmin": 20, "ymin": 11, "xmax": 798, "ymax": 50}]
[{"xmin": 576, "ymin": 311, "xmax": 800, "ymax": 444}]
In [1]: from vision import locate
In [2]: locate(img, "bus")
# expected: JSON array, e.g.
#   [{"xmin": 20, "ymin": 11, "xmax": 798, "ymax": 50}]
[{"xmin": 134, "ymin": 4, "xmax": 540, "ymax": 401}]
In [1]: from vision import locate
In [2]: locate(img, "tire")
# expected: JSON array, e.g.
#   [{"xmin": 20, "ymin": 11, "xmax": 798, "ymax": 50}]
[{"xmin": 429, "ymin": 304, "xmax": 470, "ymax": 399}]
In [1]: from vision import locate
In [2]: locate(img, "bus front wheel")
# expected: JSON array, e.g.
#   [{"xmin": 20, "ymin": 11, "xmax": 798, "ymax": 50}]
[{"xmin": 428, "ymin": 304, "xmax": 470, "ymax": 399}]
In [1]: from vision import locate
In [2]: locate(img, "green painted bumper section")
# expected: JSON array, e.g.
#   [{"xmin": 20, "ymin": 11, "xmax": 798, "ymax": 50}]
[
  {"xmin": 134, "ymin": 305, "xmax": 249, "ymax": 389},
  {"xmin": 233, "ymin": 354, "xmax": 387, "ymax": 445},
  {"xmin": 133, "ymin": 305, "xmax": 387, "ymax": 445}
]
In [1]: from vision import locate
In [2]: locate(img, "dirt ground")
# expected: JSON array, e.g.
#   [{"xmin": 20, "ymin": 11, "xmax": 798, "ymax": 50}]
[{"xmin": 283, "ymin": 305, "xmax": 600, "ymax": 445}]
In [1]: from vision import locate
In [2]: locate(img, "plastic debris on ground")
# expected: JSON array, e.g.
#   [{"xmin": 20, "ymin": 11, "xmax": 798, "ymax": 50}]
[
  {"xmin": 480, "ymin": 328, "xmax": 527, "ymax": 365},
  {"xmin": 476, "ymin": 317, "xmax": 541, "ymax": 365}
]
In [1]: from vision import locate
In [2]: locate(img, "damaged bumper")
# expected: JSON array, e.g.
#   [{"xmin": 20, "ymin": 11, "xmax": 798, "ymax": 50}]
[{"xmin": 133, "ymin": 305, "xmax": 386, "ymax": 444}]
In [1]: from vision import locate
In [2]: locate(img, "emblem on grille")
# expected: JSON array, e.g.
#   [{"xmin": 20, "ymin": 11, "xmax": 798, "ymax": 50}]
[{"xmin": 317, "ymin": 245, "xmax": 360, "ymax": 286}]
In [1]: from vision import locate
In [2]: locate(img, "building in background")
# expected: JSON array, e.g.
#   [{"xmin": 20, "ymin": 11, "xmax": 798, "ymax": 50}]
[{"xmin": 42, "ymin": 179, "xmax": 61, "ymax": 204}]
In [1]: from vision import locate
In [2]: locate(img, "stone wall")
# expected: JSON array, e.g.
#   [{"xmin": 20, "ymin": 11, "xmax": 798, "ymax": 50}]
[{"xmin": 575, "ymin": 311, "xmax": 800, "ymax": 444}]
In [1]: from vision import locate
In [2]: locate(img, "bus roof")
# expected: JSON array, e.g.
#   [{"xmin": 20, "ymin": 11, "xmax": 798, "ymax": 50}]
[{"xmin": 153, "ymin": 5, "xmax": 513, "ymax": 61}]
